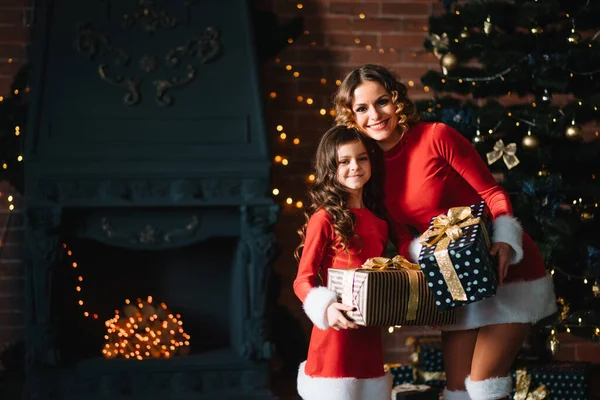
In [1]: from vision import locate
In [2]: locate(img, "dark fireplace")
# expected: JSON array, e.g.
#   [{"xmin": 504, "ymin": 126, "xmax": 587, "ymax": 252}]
[{"xmin": 23, "ymin": 1, "xmax": 279, "ymax": 399}]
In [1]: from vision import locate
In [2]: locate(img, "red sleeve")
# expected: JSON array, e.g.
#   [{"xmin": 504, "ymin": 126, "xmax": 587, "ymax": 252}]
[
  {"xmin": 293, "ymin": 210, "xmax": 334, "ymax": 303},
  {"xmin": 388, "ymin": 217, "xmax": 414, "ymax": 259},
  {"xmin": 431, "ymin": 123, "xmax": 513, "ymax": 218}
]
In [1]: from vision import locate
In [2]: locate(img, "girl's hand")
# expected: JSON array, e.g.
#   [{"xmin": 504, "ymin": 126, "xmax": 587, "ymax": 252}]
[
  {"xmin": 490, "ymin": 242, "xmax": 512, "ymax": 286},
  {"xmin": 326, "ymin": 302, "xmax": 359, "ymax": 330}
]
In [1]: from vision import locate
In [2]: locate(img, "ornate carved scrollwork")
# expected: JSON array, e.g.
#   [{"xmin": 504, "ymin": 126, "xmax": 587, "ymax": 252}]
[
  {"xmin": 76, "ymin": 2, "xmax": 221, "ymax": 106},
  {"xmin": 153, "ymin": 65, "xmax": 196, "ymax": 107},
  {"xmin": 122, "ymin": 0, "xmax": 177, "ymax": 35},
  {"xmin": 101, "ymin": 215, "xmax": 200, "ymax": 245},
  {"xmin": 24, "ymin": 207, "xmax": 62, "ymax": 367},
  {"xmin": 98, "ymin": 64, "xmax": 141, "ymax": 106},
  {"xmin": 237, "ymin": 204, "xmax": 279, "ymax": 361},
  {"xmin": 75, "ymin": 23, "xmax": 142, "ymax": 106}
]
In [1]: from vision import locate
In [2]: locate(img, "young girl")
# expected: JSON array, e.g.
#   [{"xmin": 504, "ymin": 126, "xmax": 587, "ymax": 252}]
[
  {"xmin": 333, "ymin": 64, "xmax": 557, "ymax": 400},
  {"xmin": 293, "ymin": 126, "xmax": 392, "ymax": 400}
]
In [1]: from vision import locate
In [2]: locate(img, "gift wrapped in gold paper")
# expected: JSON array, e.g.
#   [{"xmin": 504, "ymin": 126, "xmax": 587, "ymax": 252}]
[{"xmin": 327, "ymin": 256, "xmax": 456, "ymax": 327}]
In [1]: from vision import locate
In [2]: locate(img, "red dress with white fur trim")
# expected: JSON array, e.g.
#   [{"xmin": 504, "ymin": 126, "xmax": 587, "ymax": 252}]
[
  {"xmin": 385, "ymin": 122, "xmax": 557, "ymax": 330},
  {"xmin": 293, "ymin": 209, "xmax": 392, "ymax": 400}
]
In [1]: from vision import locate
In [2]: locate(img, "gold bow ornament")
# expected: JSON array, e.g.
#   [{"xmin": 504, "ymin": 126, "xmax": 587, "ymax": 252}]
[
  {"xmin": 428, "ymin": 33, "xmax": 449, "ymax": 60},
  {"xmin": 513, "ymin": 368, "xmax": 549, "ymax": 400},
  {"xmin": 419, "ymin": 206, "xmax": 490, "ymax": 301},
  {"xmin": 359, "ymin": 255, "xmax": 421, "ymax": 321},
  {"xmin": 486, "ymin": 139, "xmax": 520, "ymax": 169}
]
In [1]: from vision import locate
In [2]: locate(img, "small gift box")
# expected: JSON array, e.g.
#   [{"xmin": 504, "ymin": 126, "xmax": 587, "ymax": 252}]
[
  {"xmin": 405, "ymin": 336, "xmax": 446, "ymax": 392},
  {"xmin": 385, "ymin": 363, "xmax": 415, "ymax": 386},
  {"xmin": 418, "ymin": 201, "xmax": 498, "ymax": 312},
  {"xmin": 391, "ymin": 383, "xmax": 438, "ymax": 400},
  {"xmin": 510, "ymin": 362, "xmax": 590, "ymax": 400},
  {"xmin": 327, "ymin": 256, "xmax": 456, "ymax": 327}
]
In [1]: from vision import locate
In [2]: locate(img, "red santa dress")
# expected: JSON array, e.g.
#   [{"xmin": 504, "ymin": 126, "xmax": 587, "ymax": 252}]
[
  {"xmin": 385, "ymin": 122, "xmax": 557, "ymax": 330},
  {"xmin": 293, "ymin": 208, "xmax": 392, "ymax": 400}
]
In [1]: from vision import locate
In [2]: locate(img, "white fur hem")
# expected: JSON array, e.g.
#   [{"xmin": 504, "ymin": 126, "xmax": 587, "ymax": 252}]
[
  {"xmin": 441, "ymin": 274, "xmax": 557, "ymax": 331},
  {"xmin": 409, "ymin": 237, "xmax": 423, "ymax": 263},
  {"xmin": 303, "ymin": 287, "xmax": 337, "ymax": 330},
  {"xmin": 492, "ymin": 215, "xmax": 523, "ymax": 264},
  {"xmin": 444, "ymin": 389, "xmax": 470, "ymax": 400},
  {"xmin": 297, "ymin": 361, "xmax": 392, "ymax": 400},
  {"xmin": 465, "ymin": 375, "xmax": 512, "ymax": 400}
]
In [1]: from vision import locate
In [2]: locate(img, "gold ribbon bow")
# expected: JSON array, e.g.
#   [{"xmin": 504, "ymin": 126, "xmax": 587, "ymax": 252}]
[
  {"xmin": 428, "ymin": 33, "xmax": 449, "ymax": 60},
  {"xmin": 486, "ymin": 139, "xmax": 520, "ymax": 170},
  {"xmin": 361, "ymin": 255, "xmax": 421, "ymax": 320},
  {"xmin": 419, "ymin": 207, "xmax": 489, "ymax": 301},
  {"xmin": 514, "ymin": 368, "xmax": 549, "ymax": 400}
]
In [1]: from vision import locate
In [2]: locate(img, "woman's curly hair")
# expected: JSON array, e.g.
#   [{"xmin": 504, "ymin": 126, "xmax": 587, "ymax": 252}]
[
  {"xmin": 294, "ymin": 126, "xmax": 386, "ymax": 262},
  {"xmin": 333, "ymin": 64, "xmax": 420, "ymax": 137}
]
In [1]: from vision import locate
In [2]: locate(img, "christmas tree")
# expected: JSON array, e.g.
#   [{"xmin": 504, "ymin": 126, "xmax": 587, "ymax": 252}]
[{"xmin": 417, "ymin": 0, "xmax": 600, "ymax": 355}]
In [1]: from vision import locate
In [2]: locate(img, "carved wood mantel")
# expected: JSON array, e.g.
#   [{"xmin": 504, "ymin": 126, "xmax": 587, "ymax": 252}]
[{"xmin": 24, "ymin": 0, "xmax": 278, "ymax": 399}]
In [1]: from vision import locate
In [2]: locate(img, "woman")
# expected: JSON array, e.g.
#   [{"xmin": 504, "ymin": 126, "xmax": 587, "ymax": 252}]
[{"xmin": 333, "ymin": 64, "xmax": 557, "ymax": 400}]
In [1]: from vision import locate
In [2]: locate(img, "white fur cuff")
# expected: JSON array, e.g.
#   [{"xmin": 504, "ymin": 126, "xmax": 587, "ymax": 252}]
[
  {"xmin": 303, "ymin": 287, "xmax": 337, "ymax": 330},
  {"xmin": 409, "ymin": 237, "xmax": 423, "ymax": 263},
  {"xmin": 492, "ymin": 215, "xmax": 523, "ymax": 264},
  {"xmin": 443, "ymin": 389, "xmax": 470, "ymax": 400},
  {"xmin": 465, "ymin": 375, "xmax": 512, "ymax": 400}
]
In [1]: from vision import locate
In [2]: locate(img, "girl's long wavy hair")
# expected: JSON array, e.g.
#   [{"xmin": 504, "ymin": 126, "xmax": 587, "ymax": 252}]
[
  {"xmin": 294, "ymin": 126, "xmax": 386, "ymax": 263},
  {"xmin": 333, "ymin": 64, "xmax": 420, "ymax": 137}
]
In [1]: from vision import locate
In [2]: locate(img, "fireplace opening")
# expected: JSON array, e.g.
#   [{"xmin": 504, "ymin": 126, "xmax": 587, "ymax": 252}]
[{"xmin": 52, "ymin": 235, "xmax": 238, "ymax": 365}]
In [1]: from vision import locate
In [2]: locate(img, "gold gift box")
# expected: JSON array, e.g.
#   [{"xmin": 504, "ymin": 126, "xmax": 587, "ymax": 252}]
[{"xmin": 327, "ymin": 257, "xmax": 456, "ymax": 327}]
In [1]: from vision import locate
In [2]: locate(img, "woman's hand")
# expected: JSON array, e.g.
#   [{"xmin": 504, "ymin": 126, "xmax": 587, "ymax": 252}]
[
  {"xmin": 326, "ymin": 302, "xmax": 359, "ymax": 330},
  {"xmin": 490, "ymin": 242, "xmax": 512, "ymax": 286}
]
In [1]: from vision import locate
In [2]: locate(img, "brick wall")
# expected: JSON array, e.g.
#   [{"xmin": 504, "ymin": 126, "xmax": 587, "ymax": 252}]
[{"xmin": 0, "ymin": 0, "xmax": 30, "ymax": 359}]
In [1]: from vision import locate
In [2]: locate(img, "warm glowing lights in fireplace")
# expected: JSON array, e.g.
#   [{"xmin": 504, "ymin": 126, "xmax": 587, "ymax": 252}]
[
  {"xmin": 103, "ymin": 296, "xmax": 190, "ymax": 360},
  {"xmin": 63, "ymin": 243, "xmax": 99, "ymax": 320}
]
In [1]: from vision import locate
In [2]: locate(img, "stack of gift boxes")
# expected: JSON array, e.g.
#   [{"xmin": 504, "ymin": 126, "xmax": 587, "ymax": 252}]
[{"xmin": 387, "ymin": 335, "xmax": 592, "ymax": 400}]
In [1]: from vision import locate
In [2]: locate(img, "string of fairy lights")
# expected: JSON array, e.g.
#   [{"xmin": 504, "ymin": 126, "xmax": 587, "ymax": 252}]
[
  {"xmin": 269, "ymin": 4, "xmax": 435, "ymax": 210},
  {"xmin": 268, "ymin": 3, "xmax": 600, "ymax": 343},
  {"xmin": 62, "ymin": 242, "xmax": 191, "ymax": 359}
]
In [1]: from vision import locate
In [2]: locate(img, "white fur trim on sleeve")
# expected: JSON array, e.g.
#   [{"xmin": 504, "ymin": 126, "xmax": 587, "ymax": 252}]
[
  {"xmin": 492, "ymin": 215, "xmax": 523, "ymax": 264},
  {"xmin": 409, "ymin": 237, "xmax": 423, "ymax": 263},
  {"xmin": 303, "ymin": 287, "xmax": 337, "ymax": 330},
  {"xmin": 465, "ymin": 375, "xmax": 512, "ymax": 400}
]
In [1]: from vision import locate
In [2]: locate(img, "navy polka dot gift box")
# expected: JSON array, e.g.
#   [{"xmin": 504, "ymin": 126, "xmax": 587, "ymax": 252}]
[
  {"xmin": 510, "ymin": 362, "xmax": 590, "ymax": 400},
  {"xmin": 417, "ymin": 201, "xmax": 498, "ymax": 312}
]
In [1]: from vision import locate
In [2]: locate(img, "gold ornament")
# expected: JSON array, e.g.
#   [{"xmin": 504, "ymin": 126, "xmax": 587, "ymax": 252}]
[
  {"xmin": 409, "ymin": 351, "xmax": 420, "ymax": 365},
  {"xmin": 557, "ymin": 297, "xmax": 570, "ymax": 321},
  {"xmin": 546, "ymin": 333, "xmax": 560, "ymax": 356},
  {"xmin": 486, "ymin": 139, "xmax": 520, "ymax": 169},
  {"xmin": 405, "ymin": 336, "xmax": 416, "ymax": 348},
  {"xmin": 565, "ymin": 123, "xmax": 583, "ymax": 140},
  {"xmin": 592, "ymin": 282, "xmax": 599, "ymax": 297},
  {"xmin": 522, "ymin": 133, "xmax": 539, "ymax": 149},
  {"xmin": 483, "ymin": 15, "xmax": 492, "ymax": 35},
  {"xmin": 429, "ymin": 32, "xmax": 449, "ymax": 60},
  {"xmin": 531, "ymin": 23, "xmax": 543, "ymax": 35},
  {"xmin": 568, "ymin": 30, "xmax": 581, "ymax": 44},
  {"xmin": 441, "ymin": 52, "xmax": 458, "ymax": 75}
]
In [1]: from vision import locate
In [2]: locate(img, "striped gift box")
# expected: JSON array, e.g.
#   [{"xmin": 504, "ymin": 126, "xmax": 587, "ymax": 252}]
[{"xmin": 327, "ymin": 268, "xmax": 456, "ymax": 327}]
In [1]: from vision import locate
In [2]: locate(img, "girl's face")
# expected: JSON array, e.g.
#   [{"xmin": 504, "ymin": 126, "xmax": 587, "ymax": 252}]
[
  {"xmin": 351, "ymin": 80, "xmax": 401, "ymax": 150},
  {"xmin": 336, "ymin": 140, "xmax": 371, "ymax": 196}
]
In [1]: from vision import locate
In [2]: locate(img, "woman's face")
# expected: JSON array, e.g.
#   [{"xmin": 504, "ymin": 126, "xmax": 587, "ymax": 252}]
[{"xmin": 351, "ymin": 80, "xmax": 400, "ymax": 150}]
